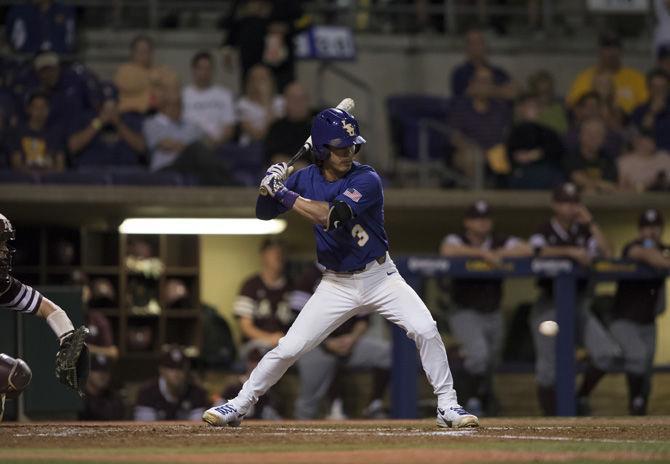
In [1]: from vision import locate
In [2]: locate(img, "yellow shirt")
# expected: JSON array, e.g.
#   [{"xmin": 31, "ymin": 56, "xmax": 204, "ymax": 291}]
[{"xmin": 566, "ymin": 66, "xmax": 648, "ymax": 113}]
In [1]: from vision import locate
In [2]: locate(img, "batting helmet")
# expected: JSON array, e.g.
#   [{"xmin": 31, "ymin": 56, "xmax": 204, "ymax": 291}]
[
  {"xmin": 310, "ymin": 108, "xmax": 366, "ymax": 161},
  {"xmin": 0, "ymin": 214, "xmax": 15, "ymax": 284},
  {"xmin": 0, "ymin": 353, "xmax": 32, "ymax": 399}
]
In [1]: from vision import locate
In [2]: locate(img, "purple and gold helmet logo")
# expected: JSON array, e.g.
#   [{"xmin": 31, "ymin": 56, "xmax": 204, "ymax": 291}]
[{"xmin": 341, "ymin": 120, "xmax": 356, "ymax": 136}]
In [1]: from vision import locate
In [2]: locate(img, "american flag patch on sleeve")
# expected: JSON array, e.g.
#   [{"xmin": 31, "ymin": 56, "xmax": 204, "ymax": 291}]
[{"xmin": 343, "ymin": 188, "xmax": 362, "ymax": 202}]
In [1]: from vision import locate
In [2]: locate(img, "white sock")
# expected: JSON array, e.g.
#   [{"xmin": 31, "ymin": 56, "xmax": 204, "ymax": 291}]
[{"xmin": 46, "ymin": 308, "xmax": 75, "ymax": 341}]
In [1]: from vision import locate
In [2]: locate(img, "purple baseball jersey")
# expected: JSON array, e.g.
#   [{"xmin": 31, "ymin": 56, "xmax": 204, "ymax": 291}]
[{"xmin": 256, "ymin": 162, "xmax": 389, "ymax": 272}]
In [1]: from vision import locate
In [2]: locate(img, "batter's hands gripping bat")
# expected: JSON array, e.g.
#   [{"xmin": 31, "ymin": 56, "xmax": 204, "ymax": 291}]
[{"xmin": 259, "ymin": 97, "xmax": 355, "ymax": 196}]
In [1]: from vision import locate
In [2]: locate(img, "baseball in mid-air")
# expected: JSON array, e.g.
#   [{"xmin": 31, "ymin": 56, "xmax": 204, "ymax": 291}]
[{"xmin": 538, "ymin": 320, "xmax": 559, "ymax": 337}]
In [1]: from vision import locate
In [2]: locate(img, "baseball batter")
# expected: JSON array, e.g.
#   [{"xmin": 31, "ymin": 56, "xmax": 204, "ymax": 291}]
[
  {"xmin": 203, "ymin": 108, "xmax": 478, "ymax": 428},
  {"xmin": 0, "ymin": 213, "xmax": 89, "ymax": 404}
]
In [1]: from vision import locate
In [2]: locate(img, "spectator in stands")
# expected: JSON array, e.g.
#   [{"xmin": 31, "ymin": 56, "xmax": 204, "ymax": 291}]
[
  {"xmin": 134, "ymin": 345, "xmax": 210, "ymax": 421},
  {"xmin": 564, "ymin": 118, "xmax": 618, "ymax": 193},
  {"xmin": 233, "ymin": 238, "xmax": 294, "ymax": 351},
  {"xmin": 504, "ymin": 93, "xmax": 565, "ymax": 189},
  {"xmin": 564, "ymin": 92, "xmax": 624, "ymax": 161},
  {"xmin": 237, "ymin": 64, "xmax": 284, "ymax": 146},
  {"xmin": 220, "ymin": 342, "xmax": 282, "ymax": 420},
  {"xmin": 183, "ymin": 51, "xmax": 236, "ymax": 146},
  {"xmin": 21, "ymin": 51, "xmax": 97, "ymax": 129},
  {"xmin": 566, "ymin": 32, "xmax": 647, "ymax": 114},
  {"xmin": 6, "ymin": 0, "xmax": 76, "ymax": 54},
  {"xmin": 80, "ymin": 354, "xmax": 125, "ymax": 421},
  {"xmin": 291, "ymin": 263, "xmax": 390, "ymax": 420},
  {"xmin": 448, "ymin": 66, "xmax": 512, "ymax": 180},
  {"xmin": 10, "ymin": 91, "xmax": 65, "ymax": 174},
  {"xmin": 220, "ymin": 0, "xmax": 305, "ymax": 91},
  {"xmin": 67, "ymin": 82, "xmax": 146, "ymax": 167},
  {"xmin": 631, "ymin": 69, "xmax": 670, "ymax": 152},
  {"xmin": 450, "ymin": 27, "xmax": 516, "ymax": 100},
  {"xmin": 618, "ymin": 127, "xmax": 670, "ymax": 192},
  {"xmin": 591, "ymin": 70, "xmax": 626, "ymax": 132},
  {"xmin": 114, "ymin": 35, "xmax": 179, "ymax": 115},
  {"xmin": 527, "ymin": 70, "xmax": 568, "ymax": 135},
  {"xmin": 528, "ymin": 183, "xmax": 617, "ymax": 415},
  {"xmin": 143, "ymin": 89, "xmax": 233, "ymax": 185},
  {"xmin": 264, "ymin": 81, "xmax": 312, "ymax": 165},
  {"xmin": 439, "ymin": 200, "xmax": 531, "ymax": 416}
]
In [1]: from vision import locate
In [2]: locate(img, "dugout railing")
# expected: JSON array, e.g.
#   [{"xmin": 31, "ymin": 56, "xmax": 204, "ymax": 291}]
[{"xmin": 392, "ymin": 256, "xmax": 670, "ymax": 417}]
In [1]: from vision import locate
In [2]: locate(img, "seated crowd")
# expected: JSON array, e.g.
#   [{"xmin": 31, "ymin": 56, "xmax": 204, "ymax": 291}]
[
  {"xmin": 0, "ymin": 35, "xmax": 314, "ymax": 187},
  {"xmin": 442, "ymin": 29, "xmax": 670, "ymax": 192},
  {"xmin": 2, "ymin": 27, "xmax": 669, "ymax": 191}
]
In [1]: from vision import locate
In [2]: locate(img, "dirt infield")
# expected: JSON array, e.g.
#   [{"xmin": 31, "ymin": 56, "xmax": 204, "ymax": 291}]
[{"xmin": 1, "ymin": 417, "xmax": 669, "ymax": 463}]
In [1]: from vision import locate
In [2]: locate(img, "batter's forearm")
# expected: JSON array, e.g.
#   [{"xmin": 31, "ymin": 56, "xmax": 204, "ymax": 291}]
[{"xmin": 293, "ymin": 197, "xmax": 330, "ymax": 227}]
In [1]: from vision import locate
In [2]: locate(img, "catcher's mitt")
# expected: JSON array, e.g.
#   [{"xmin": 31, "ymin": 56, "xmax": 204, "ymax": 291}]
[{"xmin": 55, "ymin": 326, "xmax": 90, "ymax": 398}]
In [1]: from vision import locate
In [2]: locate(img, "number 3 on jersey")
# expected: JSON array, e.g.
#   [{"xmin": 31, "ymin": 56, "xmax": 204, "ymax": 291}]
[{"xmin": 351, "ymin": 224, "xmax": 369, "ymax": 247}]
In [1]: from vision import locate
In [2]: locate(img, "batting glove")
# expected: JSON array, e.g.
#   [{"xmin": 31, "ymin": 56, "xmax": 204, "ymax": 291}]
[
  {"xmin": 266, "ymin": 162, "xmax": 294, "ymax": 181},
  {"xmin": 260, "ymin": 173, "xmax": 284, "ymax": 198},
  {"xmin": 260, "ymin": 174, "xmax": 299, "ymax": 209}
]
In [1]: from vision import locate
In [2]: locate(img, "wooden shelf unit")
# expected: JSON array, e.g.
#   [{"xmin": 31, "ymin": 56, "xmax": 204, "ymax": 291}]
[{"xmin": 12, "ymin": 225, "xmax": 203, "ymax": 363}]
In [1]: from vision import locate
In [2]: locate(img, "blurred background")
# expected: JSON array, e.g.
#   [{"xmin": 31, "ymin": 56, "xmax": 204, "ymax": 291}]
[{"xmin": 0, "ymin": 0, "xmax": 669, "ymax": 421}]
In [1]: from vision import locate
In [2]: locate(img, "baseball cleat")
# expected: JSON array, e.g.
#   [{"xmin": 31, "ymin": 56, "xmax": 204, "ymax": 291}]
[
  {"xmin": 203, "ymin": 402, "xmax": 246, "ymax": 427},
  {"xmin": 436, "ymin": 406, "xmax": 479, "ymax": 428}
]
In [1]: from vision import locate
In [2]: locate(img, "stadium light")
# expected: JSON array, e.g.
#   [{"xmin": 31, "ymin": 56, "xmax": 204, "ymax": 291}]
[{"xmin": 118, "ymin": 218, "xmax": 287, "ymax": 235}]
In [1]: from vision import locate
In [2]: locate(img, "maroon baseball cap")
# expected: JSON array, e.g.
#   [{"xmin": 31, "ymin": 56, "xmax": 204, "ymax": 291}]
[
  {"xmin": 465, "ymin": 200, "xmax": 492, "ymax": 218},
  {"xmin": 552, "ymin": 182, "xmax": 581, "ymax": 203},
  {"xmin": 160, "ymin": 345, "xmax": 190, "ymax": 369},
  {"xmin": 639, "ymin": 208, "xmax": 664, "ymax": 228}
]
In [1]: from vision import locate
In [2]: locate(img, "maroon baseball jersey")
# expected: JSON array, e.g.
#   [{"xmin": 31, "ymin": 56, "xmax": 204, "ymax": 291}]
[
  {"xmin": 529, "ymin": 219, "xmax": 598, "ymax": 296},
  {"xmin": 0, "ymin": 277, "xmax": 42, "ymax": 314},
  {"xmin": 441, "ymin": 233, "xmax": 520, "ymax": 312},
  {"xmin": 233, "ymin": 274, "xmax": 295, "ymax": 337},
  {"xmin": 612, "ymin": 239, "xmax": 669, "ymax": 325}
]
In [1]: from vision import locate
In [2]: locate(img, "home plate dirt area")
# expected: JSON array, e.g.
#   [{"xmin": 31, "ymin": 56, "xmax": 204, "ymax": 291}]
[{"xmin": 1, "ymin": 418, "xmax": 669, "ymax": 464}]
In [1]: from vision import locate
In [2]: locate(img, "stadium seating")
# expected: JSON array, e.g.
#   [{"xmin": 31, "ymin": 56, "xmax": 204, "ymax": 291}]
[{"xmin": 386, "ymin": 94, "xmax": 461, "ymax": 186}]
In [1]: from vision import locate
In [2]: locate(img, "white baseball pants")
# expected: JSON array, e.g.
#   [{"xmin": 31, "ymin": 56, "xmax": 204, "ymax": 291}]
[{"xmin": 232, "ymin": 253, "xmax": 460, "ymax": 413}]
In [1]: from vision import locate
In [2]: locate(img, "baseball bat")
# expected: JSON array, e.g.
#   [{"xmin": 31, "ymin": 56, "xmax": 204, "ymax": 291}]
[{"xmin": 259, "ymin": 97, "xmax": 355, "ymax": 196}]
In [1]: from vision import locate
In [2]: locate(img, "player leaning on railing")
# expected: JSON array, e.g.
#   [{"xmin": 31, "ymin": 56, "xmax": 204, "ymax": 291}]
[
  {"xmin": 0, "ymin": 213, "xmax": 89, "ymax": 421},
  {"xmin": 203, "ymin": 107, "xmax": 479, "ymax": 429}
]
